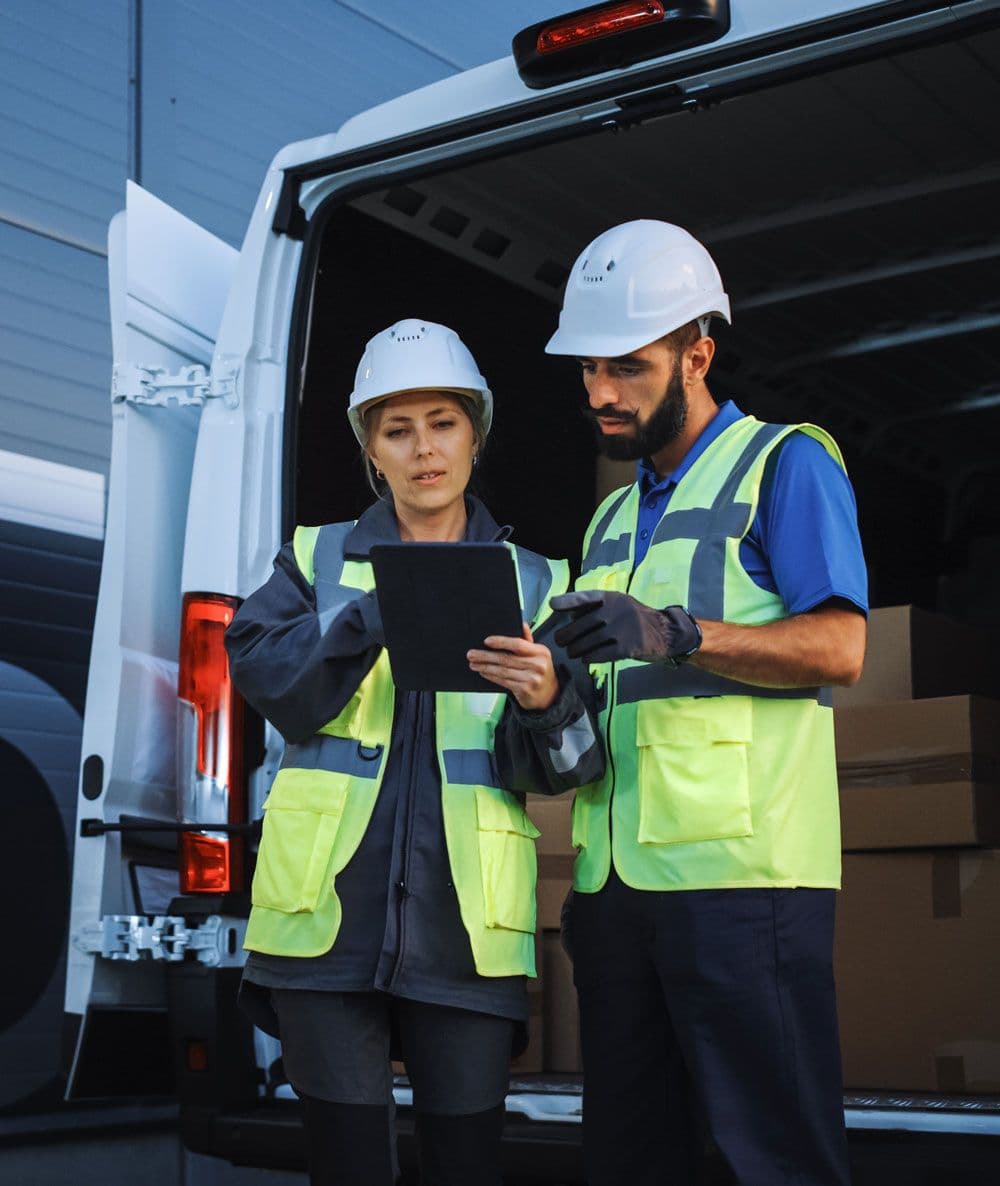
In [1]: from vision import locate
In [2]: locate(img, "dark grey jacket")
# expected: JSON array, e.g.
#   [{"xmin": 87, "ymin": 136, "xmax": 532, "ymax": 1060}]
[{"xmin": 225, "ymin": 497, "xmax": 603, "ymax": 1032}]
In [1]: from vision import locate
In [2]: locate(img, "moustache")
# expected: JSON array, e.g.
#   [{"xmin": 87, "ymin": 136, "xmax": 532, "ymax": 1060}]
[{"xmin": 581, "ymin": 406, "xmax": 636, "ymax": 424}]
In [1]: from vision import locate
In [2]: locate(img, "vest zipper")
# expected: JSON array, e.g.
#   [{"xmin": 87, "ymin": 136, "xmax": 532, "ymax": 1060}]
[
  {"xmin": 386, "ymin": 692, "xmax": 423, "ymax": 992},
  {"xmin": 602, "ymin": 561, "xmax": 641, "ymax": 874}
]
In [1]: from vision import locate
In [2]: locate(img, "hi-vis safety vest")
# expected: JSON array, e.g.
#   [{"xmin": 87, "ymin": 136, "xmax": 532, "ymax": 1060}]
[
  {"xmin": 571, "ymin": 415, "xmax": 845, "ymax": 894},
  {"xmin": 244, "ymin": 523, "xmax": 569, "ymax": 976}
]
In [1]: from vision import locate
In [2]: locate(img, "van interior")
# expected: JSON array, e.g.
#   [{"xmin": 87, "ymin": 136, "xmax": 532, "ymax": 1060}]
[{"xmin": 295, "ymin": 21, "xmax": 1000, "ymax": 624}]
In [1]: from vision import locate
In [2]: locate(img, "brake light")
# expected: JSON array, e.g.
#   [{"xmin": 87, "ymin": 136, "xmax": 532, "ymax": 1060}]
[
  {"xmin": 180, "ymin": 832, "xmax": 231, "ymax": 894},
  {"xmin": 512, "ymin": 1, "xmax": 730, "ymax": 90},
  {"xmin": 537, "ymin": 1, "xmax": 664, "ymax": 54},
  {"xmin": 178, "ymin": 593, "xmax": 245, "ymax": 893}
]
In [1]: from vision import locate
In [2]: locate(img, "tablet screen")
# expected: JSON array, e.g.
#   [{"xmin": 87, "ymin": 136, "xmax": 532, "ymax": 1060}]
[{"xmin": 369, "ymin": 543, "xmax": 524, "ymax": 692}]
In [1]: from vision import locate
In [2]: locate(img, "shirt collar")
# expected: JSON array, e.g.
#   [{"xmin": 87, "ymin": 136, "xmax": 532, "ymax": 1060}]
[
  {"xmin": 345, "ymin": 494, "xmax": 506, "ymax": 556},
  {"xmin": 638, "ymin": 400, "xmax": 744, "ymax": 495}
]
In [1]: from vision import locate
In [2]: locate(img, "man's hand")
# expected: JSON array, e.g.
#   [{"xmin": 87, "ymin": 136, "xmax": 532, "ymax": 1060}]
[
  {"xmin": 551, "ymin": 591, "xmax": 701, "ymax": 665},
  {"xmin": 467, "ymin": 624, "xmax": 560, "ymax": 711}
]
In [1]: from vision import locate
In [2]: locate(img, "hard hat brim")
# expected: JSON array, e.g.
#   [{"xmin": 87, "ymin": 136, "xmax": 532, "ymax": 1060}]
[
  {"xmin": 347, "ymin": 386, "xmax": 493, "ymax": 444},
  {"xmin": 545, "ymin": 310, "xmax": 731, "ymax": 359}
]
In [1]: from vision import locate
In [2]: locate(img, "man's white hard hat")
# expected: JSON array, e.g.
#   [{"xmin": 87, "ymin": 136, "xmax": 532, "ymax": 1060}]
[
  {"xmin": 545, "ymin": 220, "xmax": 731, "ymax": 358},
  {"xmin": 347, "ymin": 318, "xmax": 493, "ymax": 444}
]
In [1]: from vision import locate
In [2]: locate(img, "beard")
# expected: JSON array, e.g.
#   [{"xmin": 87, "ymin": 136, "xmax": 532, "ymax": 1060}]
[{"xmin": 586, "ymin": 363, "xmax": 688, "ymax": 462}]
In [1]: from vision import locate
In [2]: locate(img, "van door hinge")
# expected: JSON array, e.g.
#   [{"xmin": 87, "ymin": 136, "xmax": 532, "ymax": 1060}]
[
  {"xmin": 74, "ymin": 914, "xmax": 246, "ymax": 967},
  {"xmin": 112, "ymin": 363, "xmax": 240, "ymax": 408}
]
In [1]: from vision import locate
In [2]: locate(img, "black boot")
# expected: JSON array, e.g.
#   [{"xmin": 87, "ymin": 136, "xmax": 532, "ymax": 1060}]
[
  {"xmin": 414, "ymin": 1102, "xmax": 505, "ymax": 1186},
  {"xmin": 300, "ymin": 1095, "xmax": 398, "ymax": 1186}
]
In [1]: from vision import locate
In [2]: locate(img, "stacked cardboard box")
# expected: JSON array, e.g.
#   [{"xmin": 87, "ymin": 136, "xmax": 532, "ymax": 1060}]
[
  {"xmin": 833, "ymin": 606, "xmax": 1000, "ymax": 1092},
  {"xmin": 523, "ymin": 793, "xmax": 582, "ymax": 1074}
]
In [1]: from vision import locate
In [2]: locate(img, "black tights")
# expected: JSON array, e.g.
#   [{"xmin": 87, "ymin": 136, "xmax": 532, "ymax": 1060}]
[{"xmin": 300, "ymin": 1095, "xmax": 505, "ymax": 1186}]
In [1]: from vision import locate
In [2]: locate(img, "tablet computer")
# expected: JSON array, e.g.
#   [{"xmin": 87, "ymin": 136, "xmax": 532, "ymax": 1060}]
[{"xmin": 369, "ymin": 542, "xmax": 523, "ymax": 692}]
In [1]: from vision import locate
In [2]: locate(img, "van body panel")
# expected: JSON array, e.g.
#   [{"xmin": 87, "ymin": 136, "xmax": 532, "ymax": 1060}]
[{"xmin": 66, "ymin": 186, "xmax": 237, "ymax": 1032}]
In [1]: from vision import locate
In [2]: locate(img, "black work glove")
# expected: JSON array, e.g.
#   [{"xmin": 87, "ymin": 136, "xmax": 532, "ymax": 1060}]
[{"xmin": 551, "ymin": 591, "xmax": 702, "ymax": 665}]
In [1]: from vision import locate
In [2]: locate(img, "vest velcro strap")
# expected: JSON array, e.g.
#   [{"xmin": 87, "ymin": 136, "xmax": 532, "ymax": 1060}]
[
  {"xmin": 283, "ymin": 734, "xmax": 385, "ymax": 778},
  {"xmin": 616, "ymin": 664, "xmax": 832, "ymax": 707},
  {"xmin": 442, "ymin": 748, "xmax": 497, "ymax": 787}
]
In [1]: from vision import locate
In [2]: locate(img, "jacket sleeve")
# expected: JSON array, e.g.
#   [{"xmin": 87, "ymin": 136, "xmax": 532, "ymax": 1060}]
[
  {"xmin": 224, "ymin": 542, "xmax": 384, "ymax": 744},
  {"xmin": 494, "ymin": 614, "xmax": 605, "ymax": 796}
]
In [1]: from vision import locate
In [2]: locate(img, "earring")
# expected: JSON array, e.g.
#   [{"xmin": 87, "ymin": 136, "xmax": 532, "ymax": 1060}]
[
  {"xmin": 375, "ymin": 468, "xmax": 384, "ymax": 480},
  {"xmin": 472, "ymin": 454, "xmax": 479, "ymax": 468}
]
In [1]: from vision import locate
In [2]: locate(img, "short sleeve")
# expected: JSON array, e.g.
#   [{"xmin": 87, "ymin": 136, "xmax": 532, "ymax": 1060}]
[{"xmin": 741, "ymin": 432, "xmax": 869, "ymax": 617}]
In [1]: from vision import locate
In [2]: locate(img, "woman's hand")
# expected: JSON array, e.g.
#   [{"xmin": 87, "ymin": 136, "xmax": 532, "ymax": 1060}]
[{"xmin": 467, "ymin": 624, "xmax": 560, "ymax": 711}]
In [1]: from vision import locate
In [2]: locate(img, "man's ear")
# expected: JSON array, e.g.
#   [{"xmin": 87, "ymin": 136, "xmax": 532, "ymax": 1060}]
[{"xmin": 684, "ymin": 336, "xmax": 716, "ymax": 384}]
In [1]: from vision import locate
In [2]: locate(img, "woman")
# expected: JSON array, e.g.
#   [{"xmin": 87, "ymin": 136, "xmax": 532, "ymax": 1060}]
[{"xmin": 225, "ymin": 319, "xmax": 602, "ymax": 1186}]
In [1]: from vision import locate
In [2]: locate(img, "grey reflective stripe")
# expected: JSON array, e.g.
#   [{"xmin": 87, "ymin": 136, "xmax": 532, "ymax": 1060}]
[
  {"xmin": 646, "ymin": 504, "xmax": 750, "ymax": 546},
  {"xmin": 617, "ymin": 664, "xmax": 832, "ymax": 707},
  {"xmin": 582, "ymin": 486, "xmax": 633, "ymax": 572},
  {"xmin": 583, "ymin": 532, "xmax": 631, "ymax": 573},
  {"xmin": 282, "ymin": 734, "xmax": 385, "ymax": 778},
  {"xmin": 515, "ymin": 547, "xmax": 552, "ymax": 622},
  {"xmin": 549, "ymin": 712, "xmax": 599, "ymax": 775},
  {"xmin": 687, "ymin": 423, "xmax": 787, "ymax": 621},
  {"xmin": 313, "ymin": 521, "xmax": 362, "ymax": 631},
  {"xmin": 442, "ymin": 748, "xmax": 497, "ymax": 787}
]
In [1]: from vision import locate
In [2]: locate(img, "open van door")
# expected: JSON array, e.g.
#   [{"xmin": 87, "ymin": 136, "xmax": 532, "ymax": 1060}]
[{"xmin": 65, "ymin": 182, "xmax": 239, "ymax": 1097}]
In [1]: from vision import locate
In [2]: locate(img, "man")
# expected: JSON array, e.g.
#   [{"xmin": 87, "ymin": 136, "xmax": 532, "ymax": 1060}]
[{"xmin": 545, "ymin": 220, "xmax": 868, "ymax": 1185}]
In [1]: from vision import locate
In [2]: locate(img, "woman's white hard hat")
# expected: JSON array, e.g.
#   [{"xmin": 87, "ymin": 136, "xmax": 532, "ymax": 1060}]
[
  {"xmin": 545, "ymin": 220, "xmax": 731, "ymax": 358},
  {"xmin": 347, "ymin": 319, "xmax": 493, "ymax": 443}
]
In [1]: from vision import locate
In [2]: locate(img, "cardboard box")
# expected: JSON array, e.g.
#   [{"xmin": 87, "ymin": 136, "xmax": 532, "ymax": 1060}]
[
  {"xmin": 835, "ymin": 851, "xmax": 1000, "ymax": 1092},
  {"xmin": 542, "ymin": 930, "xmax": 582, "ymax": 1073},
  {"xmin": 512, "ymin": 933, "xmax": 544, "ymax": 1072},
  {"xmin": 832, "ymin": 605, "xmax": 1000, "ymax": 708},
  {"xmin": 529, "ymin": 794, "xmax": 575, "ymax": 929},
  {"xmin": 835, "ymin": 696, "xmax": 1000, "ymax": 849}
]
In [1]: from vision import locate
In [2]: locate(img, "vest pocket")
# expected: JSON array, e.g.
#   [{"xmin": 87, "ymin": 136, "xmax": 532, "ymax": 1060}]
[
  {"xmin": 635, "ymin": 697, "xmax": 754, "ymax": 845},
  {"xmin": 251, "ymin": 769, "xmax": 349, "ymax": 913},
  {"xmin": 475, "ymin": 785, "xmax": 541, "ymax": 934}
]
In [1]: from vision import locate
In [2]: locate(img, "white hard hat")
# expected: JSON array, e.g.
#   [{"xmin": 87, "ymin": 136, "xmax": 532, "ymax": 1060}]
[
  {"xmin": 545, "ymin": 220, "xmax": 731, "ymax": 358},
  {"xmin": 347, "ymin": 319, "xmax": 493, "ymax": 443}
]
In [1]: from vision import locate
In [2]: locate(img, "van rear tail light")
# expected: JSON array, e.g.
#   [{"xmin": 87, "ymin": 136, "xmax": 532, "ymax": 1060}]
[
  {"xmin": 179, "ymin": 832, "xmax": 231, "ymax": 895},
  {"xmin": 178, "ymin": 593, "xmax": 246, "ymax": 894},
  {"xmin": 537, "ymin": 1, "xmax": 665, "ymax": 55},
  {"xmin": 513, "ymin": 1, "xmax": 730, "ymax": 90}
]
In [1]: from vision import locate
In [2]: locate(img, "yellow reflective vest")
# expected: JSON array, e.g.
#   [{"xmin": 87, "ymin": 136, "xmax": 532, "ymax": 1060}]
[
  {"xmin": 571, "ymin": 415, "xmax": 845, "ymax": 893},
  {"xmin": 244, "ymin": 523, "xmax": 569, "ymax": 976}
]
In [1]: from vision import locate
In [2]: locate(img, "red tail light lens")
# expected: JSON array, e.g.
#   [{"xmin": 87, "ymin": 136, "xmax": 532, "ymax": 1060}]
[
  {"xmin": 537, "ymin": 1, "xmax": 665, "ymax": 54},
  {"xmin": 179, "ymin": 832, "xmax": 231, "ymax": 894},
  {"xmin": 178, "ymin": 593, "xmax": 245, "ymax": 893}
]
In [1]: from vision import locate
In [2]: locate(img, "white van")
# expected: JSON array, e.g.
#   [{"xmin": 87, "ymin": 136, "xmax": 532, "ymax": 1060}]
[{"xmin": 66, "ymin": 1, "xmax": 1000, "ymax": 1179}]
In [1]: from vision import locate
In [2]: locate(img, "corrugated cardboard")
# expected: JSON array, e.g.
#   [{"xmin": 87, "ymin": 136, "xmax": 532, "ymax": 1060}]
[
  {"xmin": 542, "ymin": 930, "xmax": 582, "ymax": 1073},
  {"xmin": 835, "ymin": 696, "xmax": 1000, "ymax": 849},
  {"xmin": 832, "ymin": 605, "xmax": 1000, "ymax": 708},
  {"xmin": 835, "ymin": 851, "xmax": 1000, "ymax": 1092},
  {"xmin": 512, "ymin": 933, "xmax": 544, "ymax": 1072},
  {"xmin": 529, "ymin": 794, "xmax": 575, "ymax": 929}
]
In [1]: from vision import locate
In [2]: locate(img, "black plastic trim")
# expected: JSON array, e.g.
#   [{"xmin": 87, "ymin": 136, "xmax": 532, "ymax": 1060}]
[{"xmin": 271, "ymin": 0, "xmax": 975, "ymax": 238}]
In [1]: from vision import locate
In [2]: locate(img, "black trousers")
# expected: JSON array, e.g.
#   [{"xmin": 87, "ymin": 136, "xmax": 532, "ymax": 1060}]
[
  {"xmin": 566, "ymin": 871, "xmax": 851, "ymax": 1186},
  {"xmin": 271, "ymin": 990, "xmax": 514, "ymax": 1186}
]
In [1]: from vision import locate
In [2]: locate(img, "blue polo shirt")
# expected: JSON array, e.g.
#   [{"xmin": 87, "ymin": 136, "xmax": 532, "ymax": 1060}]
[{"xmin": 634, "ymin": 401, "xmax": 868, "ymax": 616}]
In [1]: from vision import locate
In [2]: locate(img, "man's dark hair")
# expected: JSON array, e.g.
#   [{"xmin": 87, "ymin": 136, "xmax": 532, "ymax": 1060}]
[{"xmin": 661, "ymin": 319, "xmax": 701, "ymax": 355}]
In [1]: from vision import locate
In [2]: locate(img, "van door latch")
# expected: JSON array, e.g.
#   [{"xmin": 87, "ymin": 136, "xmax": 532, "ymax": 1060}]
[
  {"xmin": 74, "ymin": 914, "xmax": 246, "ymax": 966},
  {"xmin": 112, "ymin": 363, "xmax": 240, "ymax": 408}
]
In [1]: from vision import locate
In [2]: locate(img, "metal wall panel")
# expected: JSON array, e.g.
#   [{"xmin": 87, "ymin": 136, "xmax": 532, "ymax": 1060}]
[
  {"xmin": 0, "ymin": 0, "xmax": 129, "ymax": 252},
  {"xmin": 0, "ymin": 221, "xmax": 111, "ymax": 475},
  {"xmin": 140, "ymin": 0, "xmax": 460, "ymax": 245},
  {"xmin": 336, "ymin": 0, "xmax": 570, "ymax": 69}
]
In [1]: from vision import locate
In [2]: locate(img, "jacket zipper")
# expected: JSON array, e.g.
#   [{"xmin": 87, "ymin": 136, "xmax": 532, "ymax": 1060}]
[{"xmin": 387, "ymin": 691, "xmax": 423, "ymax": 991}]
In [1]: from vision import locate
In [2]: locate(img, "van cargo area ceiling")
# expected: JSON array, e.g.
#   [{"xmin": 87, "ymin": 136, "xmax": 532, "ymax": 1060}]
[{"xmin": 351, "ymin": 25, "xmax": 1000, "ymax": 492}]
